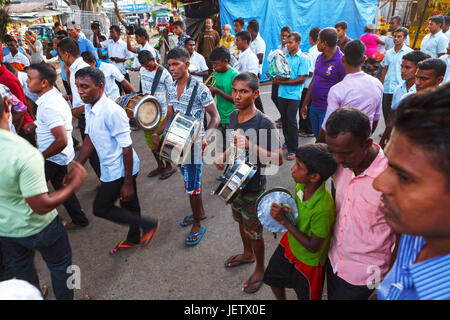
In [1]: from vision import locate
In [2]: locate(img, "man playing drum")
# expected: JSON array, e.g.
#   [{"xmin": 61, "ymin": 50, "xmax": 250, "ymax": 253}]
[
  {"xmin": 214, "ymin": 72, "xmax": 283, "ymax": 294},
  {"xmin": 138, "ymin": 50, "xmax": 176, "ymax": 180},
  {"xmin": 152, "ymin": 47, "xmax": 220, "ymax": 246}
]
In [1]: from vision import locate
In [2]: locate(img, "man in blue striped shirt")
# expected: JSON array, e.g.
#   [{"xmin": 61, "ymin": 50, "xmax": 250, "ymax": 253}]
[{"xmin": 372, "ymin": 84, "xmax": 450, "ymax": 300}]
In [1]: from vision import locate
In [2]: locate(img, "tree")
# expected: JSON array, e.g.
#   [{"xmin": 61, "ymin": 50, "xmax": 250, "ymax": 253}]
[
  {"xmin": 64, "ymin": 0, "xmax": 103, "ymax": 12},
  {"xmin": 0, "ymin": 1, "xmax": 11, "ymax": 43}
]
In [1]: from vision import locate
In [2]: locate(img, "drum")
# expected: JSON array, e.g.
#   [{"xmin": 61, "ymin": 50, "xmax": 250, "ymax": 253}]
[
  {"xmin": 256, "ymin": 187, "xmax": 298, "ymax": 233},
  {"xmin": 214, "ymin": 161, "xmax": 257, "ymax": 204},
  {"xmin": 116, "ymin": 93, "xmax": 162, "ymax": 131},
  {"xmin": 158, "ymin": 111, "xmax": 201, "ymax": 165}
]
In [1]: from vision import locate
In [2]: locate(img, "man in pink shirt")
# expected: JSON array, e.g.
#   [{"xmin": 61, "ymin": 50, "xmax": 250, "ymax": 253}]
[
  {"xmin": 316, "ymin": 40, "xmax": 382, "ymax": 143},
  {"xmin": 324, "ymin": 107, "xmax": 396, "ymax": 300}
]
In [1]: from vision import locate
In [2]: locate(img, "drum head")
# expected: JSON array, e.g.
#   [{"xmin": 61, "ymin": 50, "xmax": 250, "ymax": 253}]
[
  {"xmin": 256, "ymin": 187, "xmax": 298, "ymax": 233},
  {"xmin": 135, "ymin": 95, "xmax": 162, "ymax": 130}
]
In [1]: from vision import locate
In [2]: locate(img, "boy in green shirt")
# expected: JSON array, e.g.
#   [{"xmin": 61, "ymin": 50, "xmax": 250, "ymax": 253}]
[
  {"xmin": 263, "ymin": 143, "xmax": 337, "ymax": 300},
  {"xmin": 208, "ymin": 46, "xmax": 238, "ymax": 168}
]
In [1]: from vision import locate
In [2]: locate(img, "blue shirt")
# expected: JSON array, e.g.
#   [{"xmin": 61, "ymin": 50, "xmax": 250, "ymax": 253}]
[
  {"xmin": 391, "ymin": 81, "xmax": 416, "ymax": 110},
  {"xmin": 77, "ymin": 37, "xmax": 99, "ymax": 60},
  {"xmin": 420, "ymin": 31, "xmax": 449, "ymax": 58},
  {"xmin": 177, "ymin": 33, "xmax": 190, "ymax": 46},
  {"xmin": 382, "ymin": 44, "xmax": 413, "ymax": 94},
  {"xmin": 85, "ymin": 94, "xmax": 140, "ymax": 182},
  {"xmin": 378, "ymin": 234, "xmax": 450, "ymax": 300},
  {"xmin": 278, "ymin": 49, "xmax": 310, "ymax": 101}
]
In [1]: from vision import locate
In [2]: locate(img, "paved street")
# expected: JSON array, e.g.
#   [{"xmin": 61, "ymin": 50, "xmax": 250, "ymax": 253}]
[{"xmin": 34, "ymin": 68, "xmax": 386, "ymax": 300}]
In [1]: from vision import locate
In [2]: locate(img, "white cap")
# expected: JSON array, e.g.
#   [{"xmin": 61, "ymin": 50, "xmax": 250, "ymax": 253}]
[{"xmin": 0, "ymin": 279, "xmax": 43, "ymax": 300}]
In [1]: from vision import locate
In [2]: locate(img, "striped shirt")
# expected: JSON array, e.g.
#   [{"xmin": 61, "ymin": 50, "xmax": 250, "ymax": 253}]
[{"xmin": 377, "ymin": 234, "xmax": 450, "ymax": 300}]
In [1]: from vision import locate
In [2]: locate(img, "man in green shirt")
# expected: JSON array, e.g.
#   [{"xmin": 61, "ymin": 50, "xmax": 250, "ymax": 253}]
[
  {"xmin": 0, "ymin": 94, "xmax": 87, "ymax": 299},
  {"xmin": 208, "ymin": 46, "xmax": 238, "ymax": 180},
  {"xmin": 264, "ymin": 143, "xmax": 337, "ymax": 300}
]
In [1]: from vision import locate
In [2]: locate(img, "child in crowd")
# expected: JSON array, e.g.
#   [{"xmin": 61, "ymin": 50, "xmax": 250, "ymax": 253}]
[{"xmin": 263, "ymin": 143, "xmax": 337, "ymax": 300}]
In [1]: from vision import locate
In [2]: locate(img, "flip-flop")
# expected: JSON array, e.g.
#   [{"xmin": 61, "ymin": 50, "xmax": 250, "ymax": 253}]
[
  {"xmin": 147, "ymin": 167, "xmax": 165, "ymax": 178},
  {"xmin": 159, "ymin": 168, "xmax": 177, "ymax": 180},
  {"xmin": 180, "ymin": 213, "xmax": 208, "ymax": 227},
  {"xmin": 224, "ymin": 255, "xmax": 255, "ymax": 268},
  {"xmin": 109, "ymin": 240, "xmax": 139, "ymax": 255},
  {"xmin": 242, "ymin": 277, "xmax": 264, "ymax": 294},
  {"xmin": 140, "ymin": 218, "xmax": 160, "ymax": 248},
  {"xmin": 185, "ymin": 226, "xmax": 206, "ymax": 246}
]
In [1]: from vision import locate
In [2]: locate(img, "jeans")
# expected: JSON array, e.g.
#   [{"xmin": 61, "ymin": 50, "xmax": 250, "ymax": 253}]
[
  {"xmin": 93, "ymin": 174, "xmax": 158, "ymax": 244},
  {"xmin": 45, "ymin": 160, "xmax": 88, "ymax": 226},
  {"xmin": 382, "ymin": 93, "xmax": 393, "ymax": 126},
  {"xmin": 78, "ymin": 115, "xmax": 101, "ymax": 179},
  {"xmin": 309, "ymin": 106, "xmax": 326, "ymax": 138},
  {"xmin": 0, "ymin": 216, "xmax": 73, "ymax": 300},
  {"xmin": 271, "ymin": 84, "xmax": 280, "ymax": 116},
  {"xmin": 278, "ymin": 97, "xmax": 300, "ymax": 154},
  {"xmin": 298, "ymin": 88, "xmax": 312, "ymax": 134}
]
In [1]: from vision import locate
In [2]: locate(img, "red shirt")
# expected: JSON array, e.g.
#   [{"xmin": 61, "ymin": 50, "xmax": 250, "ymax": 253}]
[{"xmin": 0, "ymin": 64, "xmax": 33, "ymax": 126}]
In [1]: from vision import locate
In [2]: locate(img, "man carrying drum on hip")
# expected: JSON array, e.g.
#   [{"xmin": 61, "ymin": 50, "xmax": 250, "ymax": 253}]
[
  {"xmin": 152, "ymin": 47, "xmax": 220, "ymax": 246},
  {"xmin": 214, "ymin": 72, "xmax": 283, "ymax": 294}
]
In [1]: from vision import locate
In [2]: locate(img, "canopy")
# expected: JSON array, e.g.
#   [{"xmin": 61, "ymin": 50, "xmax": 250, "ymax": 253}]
[{"xmin": 219, "ymin": 0, "xmax": 378, "ymax": 81}]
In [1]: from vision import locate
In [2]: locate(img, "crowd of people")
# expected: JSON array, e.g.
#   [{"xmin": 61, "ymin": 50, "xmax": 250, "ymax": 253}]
[{"xmin": 0, "ymin": 11, "xmax": 449, "ymax": 301}]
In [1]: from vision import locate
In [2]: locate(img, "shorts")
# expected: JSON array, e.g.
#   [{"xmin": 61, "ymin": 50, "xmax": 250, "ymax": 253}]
[
  {"xmin": 144, "ymin": 116, "xmax": 165, "ymax": 150},
  {"xmin": 263, "ymin": 233, "xmax": 325, "ymax": 300},
  {"xmin": 180, "ymin": 162, "xmax": 202, "ymax": 195},
  {"xmin": 231, "ymin": 189, "xmax": 265, "ymax": 240}
]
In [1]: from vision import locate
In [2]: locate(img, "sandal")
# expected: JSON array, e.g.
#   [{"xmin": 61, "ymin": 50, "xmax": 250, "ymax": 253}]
[
  {"xmin": 109, "ymin": 240, "xmax": 139, "ymax": 255},
  {"xmin": 185, "ymin": 226, "xmax": 206, "ymax": 246},
  {"xmin": 159, "ymin": 168, "xmax": 177, "ymax": 180},
  {"xmin": 180, "ymin": 213, "xmax": 208, "ymax": 227},
  {"xmin": 140, "ymin": 219, "xmax": 160, "ymax": 248},
  {"xmin": 242, "ymin": 277, "xmax": 264, "ymax": 294},
  {"xmin": 224, "ymin": 254, "xmax": 255, "ymax": 268},
  {"xmin": 147, "ymin": 167, "xmax": 166, "ymax": 178}
]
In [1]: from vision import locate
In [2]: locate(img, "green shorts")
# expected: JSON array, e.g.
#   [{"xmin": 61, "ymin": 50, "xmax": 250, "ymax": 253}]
[
  {"xmin": 144, "ymin": 116, "xmax": 165, "ymax": 150},
  {"xmin": 231, "ymin": 189, "xmax": 265, "ymax": 240}
]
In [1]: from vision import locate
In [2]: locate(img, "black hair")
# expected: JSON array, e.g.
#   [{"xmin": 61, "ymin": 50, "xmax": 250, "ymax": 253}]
[
  {"xmin": 110, "ymin": 25, "xmax": 121, "ymax": 33},
  {"xmin": 309, "ymin": 27, "xmax": 321, "ymax": 42},
  {"xmin": 75, "ymin": 66, "xmax": 105, "ymax": 86},
  {"xmin": 233, "ymin": 72, "xmax": 259, "ymax": 91},
  {"xmin": 54, "ymin": 22, "xmax": 61, "ymax": 28},
  {"xmin": 394, "ymin": 83, "xmax": 450, "ymax": 185},
  {"xmin": 135, "ymin": 28, "xmax": 149, "ymax": 40},
  {"xmin": 233, "ymin": 17, "xmax": 245, "ymax": 26},
  {"xmin": 325, "ymin": 107, "xmax": 371, "ymax": 144},
  {"xmin": 393, "ymin": 27, "xmax": 408, "ymax": 37},
  {"xmin": 334, "ymin": 21, "xmax": 348, "ymax": 30},
  {"xmin": 429, "ymin": 15, "xmax": 444, "ymax": 26},
  {"xmin": 5, "ymin": 35, "xmax": 17, "ymax": 44},
  {"xmin": 56, "ymin": 30, "xmax": 68, "ymax": 38},
  {"xmin": 288, "ymin": 32, "xmax": 301, "ymax": 43},
  {"xmin": 137, "ymin": 50, "xmax": 155, "ymax": 65},
  {"xmin": 417, "ymin": 58, "xmax": 447, "ymax": 78},
  {"xmin": 281, "ymin": 26, "xmax": 291, "ymax": 33},
  {"xmin": 344, "ymin": 39, "xmax": 366, "ymax": 66},
  {"xmin": 380, "ymin": 29, "xmax": 388, "ymax": 35},
  {"xmin": 209, "ymin": 46, "xmax": 230, "ymax": 62},
  {"xmin": 296, "ymin": 143, "xmax": 337, "ymax": 182},
  {"xmin": 185, "ymin": 37, "xmax": 195, "ymax": 45},
  {"xmin": 167, "ymin": 46, "xmax": 190, "ymax": 62},
  {"xmin": 319, "ymin": 27, "xmax": 338, "ymax": 47},
  {"xmin": 99, "ymin": 34, "xmax": 107, "ymax": 41},
  {"xmin": 236, "ymin": 30, "xmax": 252, "ymax": 45},
  {"xmin": 57, "ymin": 37, "xmax": 80, "ymax": 57},
  {"xmin": 247, "ymin": 19, "xmax": 259, "ymax": 33},
  {"xmin": 81, "ymin": 51, "xmax": 97, "ymax": 64},
  {"xmin": 172, "ymin": 20, "xmax": 184, "ymax": 29},
  {"xmin": 402, "ymin": 51, "xmax": 431, "ymax": 65},
  {"xmin": 3, "ymin": 62, "xmax": 17, "ymax": 76},
  {"xmin": 28, "ymin": 62, "xmax": 57, "ymax": 87},
  {"xmin": 445, "ymin": 16, "xmax": 450, "ymax": 25}
]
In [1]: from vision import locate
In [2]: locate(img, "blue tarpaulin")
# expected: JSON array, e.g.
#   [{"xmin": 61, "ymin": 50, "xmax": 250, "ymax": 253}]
[{"xmin": 219, "ymin": 0, "xmax": 378, "ymax": 81}]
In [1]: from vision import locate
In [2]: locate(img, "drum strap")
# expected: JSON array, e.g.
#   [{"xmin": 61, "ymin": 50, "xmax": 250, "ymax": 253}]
[
  {"xmin": 150, "ymin": 66, "xmax": 164, "ymax": 96},
  {"xmin": 185, "ymin": 81, "xmax": 199, "ymax": 117}
]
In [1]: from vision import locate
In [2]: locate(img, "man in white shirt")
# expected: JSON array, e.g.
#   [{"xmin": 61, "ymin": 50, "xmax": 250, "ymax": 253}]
[
  {"xmin": 94, "ymin": 25, "xmax": 134, "ymax": 94},
  {"xmin": 247, "ymin": 19, "xmax": 266, "ymax": 78},
  {"xmin": 235, "ymin": 30, "xmax": 263, "ymax": 112},
  {"xmin": 3, "ymin": 37, "xmax": 30, "ymax": 69},
  {"xmin": 420, "ymin": 15, "xmax": 449, "ymax": 58},
  {"xmin": 57, "ymin": 37, "xmax": 101, "ymax": 179},
  {"xmin": 74, "ymin": 66, "xmax": 160, "ymax": 254},
  {"xmin": 384, "ymin": 16, "xmax": 410, "ymax": 51},
  {"xmin": 24, "ymin": 62, "xmax": 89, "ymax": 229},
  {"xmin": 444, "ymin": 16, "xmax": 450, "ymax": 42},
  {"xmin": 81, "ymin": 51, "xmax": 136, "ymax": 101},
  {"xmin": 125, "ymin": 27, "xmax": 160, "ymax": 66},
  {"xmin": 440, "ymin": 42, "xmax": 450, "ymax": 83},
  {"xmin": 184, "ymin": 37, "xmax": 209, "ymax": 83}
]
